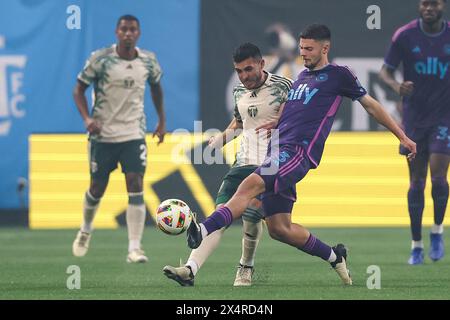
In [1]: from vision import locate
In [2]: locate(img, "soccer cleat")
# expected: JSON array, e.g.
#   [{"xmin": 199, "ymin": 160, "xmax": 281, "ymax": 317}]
[
  {"xmin": 126, "ymin": 249, "xmax": 148, "ymax": 263},
  {"xmin": 429, "ymin": 233, "xmax": 444, "ymax": 262},
  {"xmin": 330, "ymin": 244, "xmax": 352, "ymax": 285},
  {"xmin": 72, "ymin": 230, "xmax": 91, "ymax": 257},
  {"xmin": 233, "ymin": 264, "xmax": 254, "ymax": 287},
  {"xmin": 408, "ymin": 247, "xmax": 424, "ymax": 265},
  {"xmin": 163, "ymin": 265, "xmax": 195, "ymax": 286},
  {"xmin": 187, "ymin": 213, "xmax": 203, "ymax": 249}
]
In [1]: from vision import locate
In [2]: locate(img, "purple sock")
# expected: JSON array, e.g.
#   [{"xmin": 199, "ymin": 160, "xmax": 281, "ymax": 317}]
[
  {"xmin": 432, "ymin": 177, "xmax": 449, "ymax": 226},
  {"xmin": 408, "ymin": 180, "xmax": 425, "ymax": 241},
  {"xmin": 202, "ymin": 206, "xmax": 233, "ymax": 235},
  {"xmin": 299, "ymin": 234, "xmax": 332, "ymax": 261}
]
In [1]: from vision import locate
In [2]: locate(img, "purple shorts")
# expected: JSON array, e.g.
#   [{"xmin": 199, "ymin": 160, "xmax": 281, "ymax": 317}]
[
  {"xmin": 400, "ymin": 125, "xmax": 450, "ymax": 156},
  {"xmin": 254, "ymin": 144, "xmax": 312, "ymax": 216}
]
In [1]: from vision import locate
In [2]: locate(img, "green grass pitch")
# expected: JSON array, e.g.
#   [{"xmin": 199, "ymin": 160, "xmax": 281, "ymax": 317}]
[{"xmin": 0, "ymin": 226, "xmax": 449, "ymax": 300}]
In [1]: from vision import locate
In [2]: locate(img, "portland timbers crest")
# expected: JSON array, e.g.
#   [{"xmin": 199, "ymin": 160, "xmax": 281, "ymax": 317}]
[
  {"xmin": 248, "ymin": 105, "xmax": 258, "ymax": 118},
  {"xmin": 124, "ymin": 76, "xmax": 135, "ymax": 88}
]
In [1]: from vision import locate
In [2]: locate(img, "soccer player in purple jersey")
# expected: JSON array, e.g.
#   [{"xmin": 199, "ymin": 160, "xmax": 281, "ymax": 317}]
[
  {"xmin": 187, "ymin": 24, "xmax": 417, "ymax": 285},
  {"xmin": 380, "ymin": 0, "xmax": 449, "ymax": 265}
]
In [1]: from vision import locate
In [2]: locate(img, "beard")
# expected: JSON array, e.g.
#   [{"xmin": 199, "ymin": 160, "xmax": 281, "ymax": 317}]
[
  {"xmin": 305, "ymin": 60, "xmax": 318, "ymax": 70},
  {"xmin": 422, "ymin": 10, "xmax": 443, "ymax": 24}
]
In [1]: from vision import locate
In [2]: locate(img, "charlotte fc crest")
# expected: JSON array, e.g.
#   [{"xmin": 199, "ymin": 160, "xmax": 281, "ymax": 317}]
[{"xmin": 247, "ymin": 105, "xmax": 258, "ymax": 118}]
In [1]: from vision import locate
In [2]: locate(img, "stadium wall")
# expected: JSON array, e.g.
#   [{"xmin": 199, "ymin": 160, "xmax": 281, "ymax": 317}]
[{"xmin": 29, "ymin": 133, "xmax": 450, "ymax": 228}]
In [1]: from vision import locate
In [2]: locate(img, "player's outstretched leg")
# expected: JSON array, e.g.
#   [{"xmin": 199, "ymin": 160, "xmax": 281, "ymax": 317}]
[
  {"xmin": 187, "ymin": 174, "xmax": 266, "ymax": 249},
  {"xmin": 265, "ymin": 211, "xmax": 352, "ymax": 285},
  {"xmin": 164, "ymin": 227, "xmax": 226, "ymax": 286}
]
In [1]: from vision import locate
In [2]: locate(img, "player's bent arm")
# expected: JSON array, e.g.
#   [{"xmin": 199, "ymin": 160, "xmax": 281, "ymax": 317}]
[
  {"xmin": 224, "ymin": 118, "xmax": 243, "ymax": 143},
  {"xmin": 210, "ymin": 118, "xmax": 243, "ymax": 149},
  {"xmin": 359, "ymin": 94, "xmax": 416, "ymax": 156},
  {"xmin": 73, "ymin": 80, "xmax": 102, "ymax": 134},
  {"xmin": 73, "ymin": 80, "xmax": 91, "ymax": 124},
  {"xmin": 379, "ymin": 65, "xmax": 401, "ymax": 95},
  {"xmin": 150, "ymin": 82, "xmax": 166, "ymax": 124}
]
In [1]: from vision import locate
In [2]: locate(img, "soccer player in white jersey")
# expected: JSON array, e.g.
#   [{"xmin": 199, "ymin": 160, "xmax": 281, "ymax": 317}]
[
  {"xmin": 72, "ymin": 15, "xmax": 166, "ymax": 263},
  {"xmin": 163, "ymin": 43, "xmax": 292, "ymax": 286}
]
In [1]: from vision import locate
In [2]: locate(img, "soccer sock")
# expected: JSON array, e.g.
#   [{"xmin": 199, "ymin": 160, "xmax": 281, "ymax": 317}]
[
  {"xmin": 411, "ymin": 240, "xmax": 424, "ymax": 249},
  {"xmin": 202, "ymin": 206, "xmax": 233, "ymax": 235},
  {"xmin": 126, "ymin": 192, "xmax": 146, "ymax": 252},
  {"xmin": 431, "ymin": 177, "xmax": 449, "ymax": 227},
  {"xmin": 298, "ymin": 233, "xmax": 334, "ymax": 262},
  {"xmin": 81, "ymin": 190, "xmax": 100, "ymax": 233},
  {"xmin": 431, "ymin": 224, "xmax": 444, "ymax": 234},
  {"xmin": 200, "ymin": 224, "xmax": 208, "ymax": 239},
  {"xmin": 186, "ymin": 227, "xmax": 226, "ymax": 276},
  {"xmin": 408, "ymin": 179, "xmax": 425, "ymax": 241},
  {"xmin": 185, "ymin": 260, "xmax": 198, "ymax": 276},
  {"xmin": 239, "ymin": 219, "xmax": 263, "ymax": 267}
]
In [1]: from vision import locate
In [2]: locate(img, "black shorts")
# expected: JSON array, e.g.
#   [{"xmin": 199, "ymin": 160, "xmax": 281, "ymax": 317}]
[{"xmin": 88, "ymin": 139, "xmax": 147, "ymax": 180}]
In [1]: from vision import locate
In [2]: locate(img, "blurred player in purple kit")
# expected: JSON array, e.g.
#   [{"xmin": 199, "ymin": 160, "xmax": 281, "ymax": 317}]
[
  {"xmin": 380, "ymin": 0, "xmax": 449, "ymax": 265},
  {"xmin": 186, "ymin": 24, "xmax": 417, "ymax": 285}
]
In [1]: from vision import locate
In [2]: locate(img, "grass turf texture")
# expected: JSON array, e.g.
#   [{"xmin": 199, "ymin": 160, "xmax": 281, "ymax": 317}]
[{"xmin": 0, "ymin": 226, "xmax": 449, "ymax": 300}]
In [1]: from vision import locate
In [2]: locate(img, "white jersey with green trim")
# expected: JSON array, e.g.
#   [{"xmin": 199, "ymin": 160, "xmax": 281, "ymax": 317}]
[
  {"xmin": 233, "ymin": 72, "xmax": 292, "ymax": 166},
  {"xmin": 78, "ymin": 44, "xmax": 162, "ymax": 143}
]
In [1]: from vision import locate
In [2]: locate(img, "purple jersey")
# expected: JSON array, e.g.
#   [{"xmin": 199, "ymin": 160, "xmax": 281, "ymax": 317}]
[
  {"xmin": 276, "ymin": 64, "xmax": 366, "ymax": 168},
  {"xmin": 384, "ymin": 19, "xmax": 450, "ymax": 130}
]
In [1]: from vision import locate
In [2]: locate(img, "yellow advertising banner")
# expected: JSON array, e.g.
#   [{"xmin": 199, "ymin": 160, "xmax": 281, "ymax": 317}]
[{"xmin": 29, "ymin": 132, "xmax": 449, "ymax": 228}]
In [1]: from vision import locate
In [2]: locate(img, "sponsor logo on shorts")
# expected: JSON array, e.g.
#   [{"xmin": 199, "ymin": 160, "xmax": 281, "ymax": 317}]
[{"xmin": 91, "ymin": 161, "xmax": 98, "ymax": 173}]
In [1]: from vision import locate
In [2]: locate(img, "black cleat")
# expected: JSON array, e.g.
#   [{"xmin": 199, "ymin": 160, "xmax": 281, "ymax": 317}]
[
  {"xmin": 187, "ymin": 213, "xmax": 203, "ymax": 249},
  {"xmin": 163, "ymin": 265, "xmax": 195, "ymax": 287},
  {"xmin": 330, "ymin": 243, "xmax": 352, "ymax": 285}
]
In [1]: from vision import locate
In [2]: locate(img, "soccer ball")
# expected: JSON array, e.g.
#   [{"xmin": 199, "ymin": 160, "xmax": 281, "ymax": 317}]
[{"xmin": 156, "ymin": 199, "xmax": 193, "ymax": 235}]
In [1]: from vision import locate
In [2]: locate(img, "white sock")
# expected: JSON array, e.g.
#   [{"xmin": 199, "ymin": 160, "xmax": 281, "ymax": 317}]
[
  {"xmin": 186, "ymin": 228, "xmax": 225, "ymax": 276},
  {"xmin": 185, "ymin": 260, "xmax": 199, "ymax": 276},
  {"xmin": 81, "ymin": 191, "xmax": 100, "ymax": 233},
  {"xmin": 126, "ymin": 193, "xmax": 146, "ymax": 252},
  {"xmin": 431, "ymin": 224, "xmax": 444, "ymax": 234},
  {"xmin": 412, "ymin": 240, "xmax": 424, "ymax": 249},
  {"xmin": 239, "ymin": 220, "xmax": 263, "ymax": 267},
  {"xmin": 327, "ymin": 249, "xmax": 337, "ymax": 263},
  {"xmin": 199, "ymin": 223, "xmax": 208, "ymax": 238}
]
